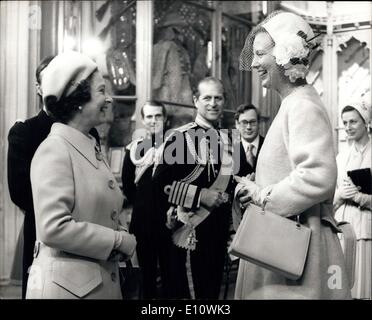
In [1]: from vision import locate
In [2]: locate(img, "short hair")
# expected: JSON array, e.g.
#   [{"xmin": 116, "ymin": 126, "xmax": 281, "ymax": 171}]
[
  {"xmin": 193, "ymin": 77, "xmax": 225, "ymax": 99},
  {"xmin": 45, "ymin": 71, "xmax": 96, "ymax": 124},
  {"xmin": 36, "ymin": 55, "xmax": 56, "ymax": 85},
  {"xmin": 140, "ymin": 100, "xmax": 167, "ymax": 118},
  {"xmin": 234, "ymin": 103, "xmax": 260, "ymax": 121},
  {"xmin": 341, "ymin": 105, "xmax": 365, "ymax": 123}
]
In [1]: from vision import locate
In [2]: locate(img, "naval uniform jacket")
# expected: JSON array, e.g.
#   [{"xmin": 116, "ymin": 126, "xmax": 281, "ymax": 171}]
[{"xmin": 152, "ymin": 120, "xmax": 236, "ymax": 299}]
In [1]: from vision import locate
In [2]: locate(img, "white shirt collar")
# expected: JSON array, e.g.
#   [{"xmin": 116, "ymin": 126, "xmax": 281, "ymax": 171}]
[{"xmin": 241, "ymin": 135, "xmax": 259, "ymax": 157}]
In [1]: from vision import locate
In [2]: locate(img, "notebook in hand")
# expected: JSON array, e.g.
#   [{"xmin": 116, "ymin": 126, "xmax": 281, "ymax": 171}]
[{"xmin": 347, "ymin": 168, "xmax": 372, "ymax": 195}]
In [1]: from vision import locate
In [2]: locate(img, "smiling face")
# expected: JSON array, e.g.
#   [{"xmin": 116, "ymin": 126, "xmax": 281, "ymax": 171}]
[
  {"xmin": 251, "ymin": 32, "xmax": 285, "ymax": 90},
  {"xmin": 193, "ymin": 80, "xmax": 225, "ymax": 124},
  {"xmin": 236, "ymin": 109, "xmax": 259, "ymax": 143},
  {"xmin": 141, "ymin": 104, "xmax": 166, "ymax": 135},
  {"xmin": 342, "ymin": 109, "xmax": 368, "ymax": 142},
  {"xmin": 81, "ymin": 71, "xmax": 112, "ymax": 127}
]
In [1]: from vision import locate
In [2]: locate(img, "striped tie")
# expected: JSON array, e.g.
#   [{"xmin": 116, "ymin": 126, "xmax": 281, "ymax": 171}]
[{"xmin": 246, "ymin": 143, "xmax": 256, "ymax": 168}]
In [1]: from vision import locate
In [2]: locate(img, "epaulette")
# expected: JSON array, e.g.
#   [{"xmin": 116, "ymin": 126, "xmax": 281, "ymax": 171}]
[
  {"xmin": 173, "ymin": 122, "xmax": 198, "ymax": 133},
  {"xmin": 125, "ymin": 137, "xmax": 144, "ymax": 151}
]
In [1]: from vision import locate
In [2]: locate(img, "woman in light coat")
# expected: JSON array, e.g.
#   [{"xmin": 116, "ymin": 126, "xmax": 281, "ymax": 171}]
[
  {"xmin": 234, "ymin": 11, "xmax": 351, "ymax": 299},
  {"xmin": 26, "ymin": 51, "xmax": 136, "ymax": 299},
  {"xmin": 334, "ymin": 101, "xmax": 371, "ymax": 299}
]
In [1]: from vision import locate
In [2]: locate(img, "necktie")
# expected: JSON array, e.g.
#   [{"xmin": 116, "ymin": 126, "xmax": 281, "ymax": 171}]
[{"xmin": 246, "ymin": 143, "xmax": 256, "ymax": 168}]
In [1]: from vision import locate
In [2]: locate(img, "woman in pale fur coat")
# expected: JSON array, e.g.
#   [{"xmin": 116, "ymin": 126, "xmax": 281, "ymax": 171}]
[{"xmin": 234, "ymin": 11, "xmax": 351, "ymax": 299}]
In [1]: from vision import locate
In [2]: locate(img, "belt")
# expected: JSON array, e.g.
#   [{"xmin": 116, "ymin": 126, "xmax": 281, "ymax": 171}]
[{"xmin": 33, "ymin": 241, "xmax": 104, "ymax": 264}]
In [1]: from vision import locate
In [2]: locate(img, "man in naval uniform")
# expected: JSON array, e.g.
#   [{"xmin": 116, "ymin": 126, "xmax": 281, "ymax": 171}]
[
  {"xmin": 152, "ymin": 77, "xmax": 237, "ymax": 299},
  {"xmin": 121, "ymin": 100, "xmax": 173, "ymax": 299}
]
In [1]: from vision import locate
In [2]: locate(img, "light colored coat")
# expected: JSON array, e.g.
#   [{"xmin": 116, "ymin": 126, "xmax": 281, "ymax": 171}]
[
  {"xmin": 235, "ymin": 85, "xmax": 352, "ymax": 299},
  {"xmin": 26, "ymin": 123, "xmax": 124, "ymax": 299},
  {"xmin": 334, "ymin": 140, "xmax": 372, "ymax": 239}
]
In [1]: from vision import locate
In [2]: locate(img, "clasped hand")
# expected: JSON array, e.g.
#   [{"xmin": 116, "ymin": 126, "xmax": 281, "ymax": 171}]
[
  {"xmin": 339, "ymin": 177, "xmax": 360, "ymax": 200},
  {"xmin": 234, "ymin": 174, "xmax": 260, "ymax": 209},
  {"xmin": 200, "ymin": 189, "xmax": 229, "ymax": 210}
]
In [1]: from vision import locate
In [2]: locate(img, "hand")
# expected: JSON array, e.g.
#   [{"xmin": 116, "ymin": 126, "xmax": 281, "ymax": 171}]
[
  {"xmin": 236, "ymin": 186, "xmax": 251, "ymax": 209},
  {"xmin": 117, "ymin": 230, "xmax": 137, "ymax": 258},
  {"xmin": 339, "ymin": 177, "xmax": 360, "ymax": 200},
  {"xmin": 200, "ymin": 189, "xmax": 229, "ymax": 210},
  {"xmin": 235, "ymin": 178, "xmax": 269, "ymax": 207},
  {"xmin": 165, "ymin": 206, "xmax": 177, "ymax": 229}
]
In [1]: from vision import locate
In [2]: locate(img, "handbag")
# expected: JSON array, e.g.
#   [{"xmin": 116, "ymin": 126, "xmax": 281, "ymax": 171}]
[{"xmin": 228, "ymin": 203, "xmax": 312, "ymax": 280}]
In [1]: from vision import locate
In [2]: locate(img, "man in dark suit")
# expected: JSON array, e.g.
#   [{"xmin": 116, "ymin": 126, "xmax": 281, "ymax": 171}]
[
  {"xmin": 152, "ymin": 77, "xmax": 235, "ymax": 299},
  {"xmin": 121, "ymin": 100, "xmax": 173, "ymax": 299},
  {"xmin": 234, "ymin": 104, "xmax": 264, "ymax": 178},
  {"xmin": 230, "ymin": 104, "xmax": 264, "ymax": 232},
  {"xmin": 7, "ymin": 56, "xmax": 101, "ymax": 298}
]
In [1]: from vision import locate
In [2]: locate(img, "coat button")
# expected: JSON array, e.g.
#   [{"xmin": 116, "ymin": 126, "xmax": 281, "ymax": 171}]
[
  {"xmin": 96, "ymin": 152, "xmax": 103, "ymax": 161},
  {"xmin": 108, "ymin": 179, "xmax": 115, "ymax": 189},
  {"xmin": 111, "ymin": 210, "xmax": 118, "ymax": 220},
  {"xmin": 111, "ymin": 272, "xmax": 117, "ymax": 282}
]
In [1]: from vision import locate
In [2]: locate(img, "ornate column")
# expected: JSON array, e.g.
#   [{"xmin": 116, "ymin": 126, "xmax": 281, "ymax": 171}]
[
  {"xmin": 211, "ymin": 1, "xmax": 222, "ymax": 79},
  {"xmin": 322, "ymin": 1, "xmax": 339, "ymax": 151},
  {"xmin": 134, "ymin": 0, "xmax": 153, "ymax": 129}
]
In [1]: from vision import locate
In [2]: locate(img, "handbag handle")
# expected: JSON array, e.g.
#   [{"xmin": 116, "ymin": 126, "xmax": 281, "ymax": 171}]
[{"xmin": 262, "ymin": 191, "xmax": 302, "ymax": 228}]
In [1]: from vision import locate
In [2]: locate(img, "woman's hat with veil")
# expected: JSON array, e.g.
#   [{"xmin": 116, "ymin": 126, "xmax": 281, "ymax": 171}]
[{"xmin": 239, "ymin": 11, "xmax": 320, "ymax": 75}]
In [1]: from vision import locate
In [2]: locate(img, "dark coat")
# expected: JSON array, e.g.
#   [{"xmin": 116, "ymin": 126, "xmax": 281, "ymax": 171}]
[
  {"xmin": 121, "ymin": 136, "xmax": 173, "ymax": 299},
  {"xmin": 7, "ymin": 110, "xmax": 100, "ymax": 298},
  {"xmin": 122, "ymin": 137, "xmax": 170, "ymax": 238},
  {"xmin": 7, "ymin": 110, "xmax": 53, "ymax": 298}
]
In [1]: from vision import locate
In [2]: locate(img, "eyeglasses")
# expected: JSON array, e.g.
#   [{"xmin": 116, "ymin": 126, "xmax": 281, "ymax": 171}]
[{"xmin": 238, "ymin": 120, "xmax": 258, "ymax": 127}]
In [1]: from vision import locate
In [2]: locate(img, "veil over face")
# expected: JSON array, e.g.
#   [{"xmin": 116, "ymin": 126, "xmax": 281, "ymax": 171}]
[{"xmin": 240, "ymin": 11, "xmax": 319, "ymax": 83}]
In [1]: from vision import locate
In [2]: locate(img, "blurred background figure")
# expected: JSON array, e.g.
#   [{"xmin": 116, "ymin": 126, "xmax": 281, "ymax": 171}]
[{"xmin": 334, "ymin": 99, "xmax": 371, "ymax": 300}]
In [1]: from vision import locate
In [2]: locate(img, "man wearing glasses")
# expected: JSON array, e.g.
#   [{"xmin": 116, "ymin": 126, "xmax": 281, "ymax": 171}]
[{"xmin": 234, "ymin": 104, "xmax": 264, "ymax": 177}]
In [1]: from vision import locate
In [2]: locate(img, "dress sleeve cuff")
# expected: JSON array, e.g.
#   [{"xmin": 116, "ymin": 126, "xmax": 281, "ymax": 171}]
[{"xmin": 168, "ymin": 181, "xmax": 201, "ymax": 209}]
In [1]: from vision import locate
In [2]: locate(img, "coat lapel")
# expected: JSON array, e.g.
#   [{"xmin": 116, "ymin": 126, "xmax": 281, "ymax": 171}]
[{"xmin": 50, "ymin": 123, "xmax": 98, "ymax": 169}]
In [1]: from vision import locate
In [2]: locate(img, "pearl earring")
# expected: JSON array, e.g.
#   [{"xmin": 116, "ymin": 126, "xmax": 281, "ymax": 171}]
[{"xmin": 78, "ymin": 106, "xmax": 82, "ymax": 111}]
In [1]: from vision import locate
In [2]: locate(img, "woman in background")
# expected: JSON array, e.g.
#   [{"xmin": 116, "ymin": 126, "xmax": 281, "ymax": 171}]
[
  {"xmin": 334, "ymin": 100, "xmax": 371, "ymax": 300},
  {"xmin": 26, "ymin": 51, "xmax": 136, "ymax": 299}
]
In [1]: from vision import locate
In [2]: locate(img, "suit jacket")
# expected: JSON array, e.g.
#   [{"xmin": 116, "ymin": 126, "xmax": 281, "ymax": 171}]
[
  {"xmin": 26, "ymin": 123, "xmax": 122, "ymax": 299},
  {"xmin": 236, "ymin": 135, "xmax": 264, "ymax": 177},
  {"xmin": 8, "ymin": 110, "xmax": 54, "ymax": 214}
]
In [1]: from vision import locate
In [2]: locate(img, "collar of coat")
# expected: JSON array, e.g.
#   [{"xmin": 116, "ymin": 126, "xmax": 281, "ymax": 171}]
[{"xmin": 50, "ymin": 123, "xmax": 102, "ymax": 169}]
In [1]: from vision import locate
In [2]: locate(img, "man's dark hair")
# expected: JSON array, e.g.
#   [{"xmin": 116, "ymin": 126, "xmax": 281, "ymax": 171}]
[
  {"xmin": 234, "ymin": 103, "xmax": 260, "ymax": 121},
  {"xmin": 193, "ymin": 77, "xmax": 225, "ymax": 100},
  {"xmin": 36, "ymin": 55, "xmax": 56, "ymax": 85},
  {"xmin": 140, "ymin": 100, "xmax": 167, "ymax": 118},
  {"xmin": 45, "ymin": 71, "xmax": 96, "ymax": 124}
]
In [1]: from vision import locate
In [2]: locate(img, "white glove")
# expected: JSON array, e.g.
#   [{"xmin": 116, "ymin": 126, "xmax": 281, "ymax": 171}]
[
  {"xmin": 115, "ymin": 230, "xmax": 137, "ymax": 257},
  {"xmin": 234, "ymin": 175, "xmax": 272, "ymax": 208}
]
